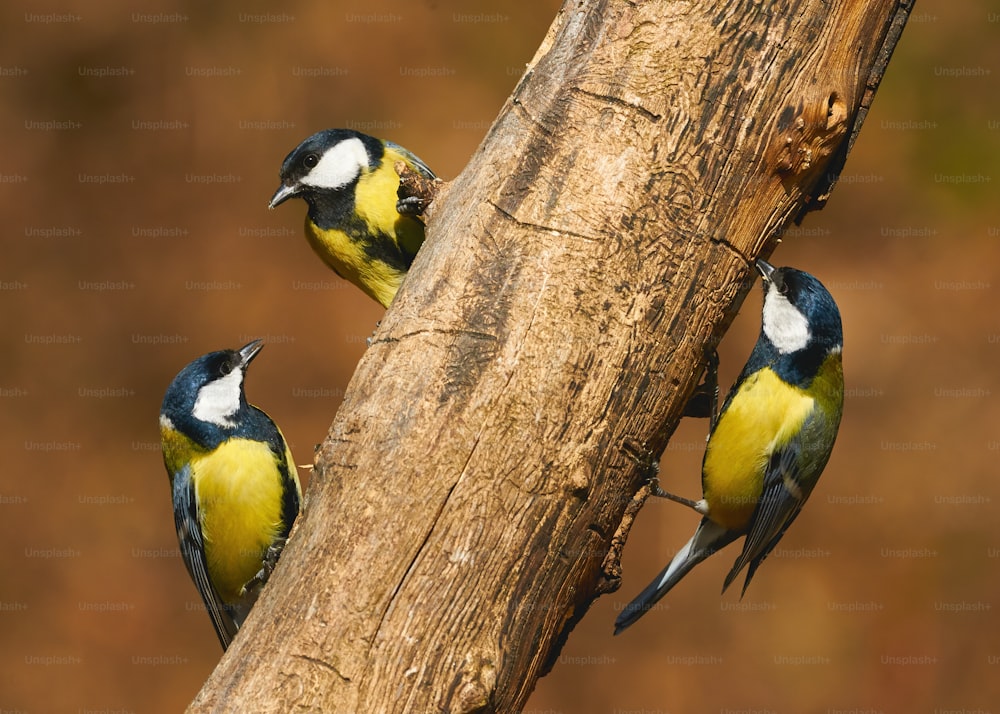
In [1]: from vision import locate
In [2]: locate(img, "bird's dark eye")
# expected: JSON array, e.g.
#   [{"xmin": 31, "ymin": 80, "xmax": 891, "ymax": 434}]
[
  {"xmin": 769, "ymin": 269, "xmax": 788, "ymax": 295},
  {"xmin": 218, "ymin": 353, "xmax": 239, "ymax": 377},
  {"xmin": 303, "ymin": 153, "xmax": 319, "ymax": 169}
]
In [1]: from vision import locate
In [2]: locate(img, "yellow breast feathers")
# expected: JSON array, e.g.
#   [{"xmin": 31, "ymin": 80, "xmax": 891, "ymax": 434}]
[
  {"xmin": 701, "ymin": 368, "xmax": 815, "ymax": 530},
  {"xmin": 191, "ymin": 438, "xmax": 287, "ymax": 603},
  {"xmin": 303, "ymin": 217, "xmax": 404, "ymax": 308}
]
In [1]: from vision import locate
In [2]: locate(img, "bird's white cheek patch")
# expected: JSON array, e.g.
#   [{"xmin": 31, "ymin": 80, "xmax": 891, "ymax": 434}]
[
  {"xmin": 193, "ymin": 369, "xmax": 243, "ymax": 427},
  {"xmin": 302, "ymin": 137, "xmax": 369, "ymax": 190},
  {"xmin": 763, "ymin": 287, "xmax": 811, "ymax": 353}
]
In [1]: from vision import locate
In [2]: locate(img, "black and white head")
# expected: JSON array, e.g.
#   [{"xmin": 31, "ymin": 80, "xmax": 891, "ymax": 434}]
[
  {"xmin": 268, "ymin": 129, "xmax": 381, "ymax": 209},
  {"xmin": 757, "ymin": 259, "xmax": 843, "ymax": 358},
  {"xmin": 160, "ymin": 340, "xmax": 264, "ymax": 442}
]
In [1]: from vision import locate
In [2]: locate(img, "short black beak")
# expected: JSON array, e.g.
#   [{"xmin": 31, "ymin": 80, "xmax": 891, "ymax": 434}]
[
  {"xmin": 268, "ymin": 183, "xmax": 299, "ymax": 209},
  {"xmin": 238, "ymin": 339, "xmax": 264, "ymax": 368},
  {"xmin": 755, "ymin": 258, "xmax": 775, "ymax": 282}
]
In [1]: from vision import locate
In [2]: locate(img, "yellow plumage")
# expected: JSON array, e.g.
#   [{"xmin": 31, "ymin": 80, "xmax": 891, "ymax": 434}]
[
  {"xmin": 356, "ymin": 146, "xmax": 419, "ymax": 230},
  {"xmin": 702, "ymin": 368, "xmax": 814, "ymax": 530},
  {"xmin": 160, "ymin": 422, "xmax": 201, "ymax": 476},
  {"xmin": 303, "ymin": 215, "xmax": 409, "ymax": 309},
  {"xmin": 190, "ymin": 438, "xmax": 291, "ymax": 602},
  {"xmin": 305, "ymin": 147, "xmax": 426, "ymax": 308}
]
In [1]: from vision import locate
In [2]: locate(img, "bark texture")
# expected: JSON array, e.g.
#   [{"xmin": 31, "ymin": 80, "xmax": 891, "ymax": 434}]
[{"xmin": 190, "ymin": 0, "xmax": 911, "ymax": 711}]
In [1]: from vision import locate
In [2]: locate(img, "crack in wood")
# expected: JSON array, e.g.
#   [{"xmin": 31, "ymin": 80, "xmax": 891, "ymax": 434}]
[
  {"xmin": 371, "ymin": 328, "xmax": 499, "ymax": 348},
  {"xmin": 291, "ymin": 654, "xmax": 351, "ymax": 683},
  {"xmin": 708, "ymin": 235, "xmax": 752, "ymax": 264},
  {"xmin": 510, "ymin": 99, "xmax": 553, "ymax": 136},
  {"xmin": 570, "ymin": 85, "xmax": 663, "ymax": 122},
  {"xmin": 362, "ymin": 479, "xmax": 460, "ymax": 675},
  {"xmin": 486, "ymin": 199, "xmax": 600, "ymax": 243}
]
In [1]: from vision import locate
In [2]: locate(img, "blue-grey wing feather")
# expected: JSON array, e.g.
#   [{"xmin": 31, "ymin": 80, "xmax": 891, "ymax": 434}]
[
  {"xmin": 385, "ymin": 141, "xmax": 436, "ymax": 180},
  {"xmin": 172, "ymin": 464, "xmax": 239, "ymax": 648},
  {"xmin": 723, "ymin": 437, "xmax": 809, "ymax": 594}
]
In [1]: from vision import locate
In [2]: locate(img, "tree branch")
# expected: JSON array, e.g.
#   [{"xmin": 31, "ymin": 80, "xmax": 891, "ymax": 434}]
[{"xmin": 189, "ymin": 0, "xmax": 911, "ymax": 711}]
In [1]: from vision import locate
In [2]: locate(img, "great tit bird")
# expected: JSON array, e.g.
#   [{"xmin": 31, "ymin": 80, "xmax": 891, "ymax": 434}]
[
  {"xmin": 268, "ymin": 128, "xmax": 437, "ymax": 308},
  {"xmin": 159, "ymin": 340, "xmax": 301, "ymax": 649},
  {"xmin": 614, "ymin": 259, "xmax": 843, "ymax": 634}
]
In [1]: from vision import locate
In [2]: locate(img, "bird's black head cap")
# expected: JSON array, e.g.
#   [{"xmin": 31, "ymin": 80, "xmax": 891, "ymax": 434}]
[
  {"xmin": 161, "ymin": 340, "xmax": 263, "ymax": 445},
  {"xmin": 269, "ymin": 129, "xmax": 384, "ymax": 209},
  {"xmin": 752, "ymin": 260, "xmax": 842, "ymax": 386}
]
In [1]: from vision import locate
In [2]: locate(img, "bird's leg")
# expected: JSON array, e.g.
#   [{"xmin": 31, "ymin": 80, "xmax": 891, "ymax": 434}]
[
  {"xmin": 682, "ymin": 348, "xmax": 720, "ymax": 429},
  {"xmin": 707, "ymin": 348, "xmax": 720, "ymax": 429},
  {"xmin": 243, "ymin": 538, "xmax": 287, "ymax": 595},
  {"xmin": 659, "ymin": 490, "xmax": 710, "ymax": 515},
  {"xmin": 621, "ymin": 439, "xmax": 707, "ymax": 514},
  {"xmin": 618, "ymin": 350, "xmax": 720, "ymax": 515},
  {"xmin": 366, "ymin": 320, "xmax": 383, "ymax": 348},
  {"xmin": 621, "ymin": 438, "xmax": 658, "ymax": 482},
  {"xmin": 395, "ymin": 161, "xmax": 441, "ymax": 216},
  {"xmin": 396, "ymin": 195, "xmax": 430, "ymax": 216}
]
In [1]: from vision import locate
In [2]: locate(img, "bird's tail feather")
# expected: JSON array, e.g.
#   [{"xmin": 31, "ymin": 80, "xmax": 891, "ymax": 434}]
[{"xmin": 614, "ymin": 519, "xmax": 736, "ymax": 634}]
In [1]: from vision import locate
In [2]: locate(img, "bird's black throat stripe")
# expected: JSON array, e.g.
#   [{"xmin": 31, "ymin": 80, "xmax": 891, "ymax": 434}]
[
  {"xmin": 306, "ymin": 185, "xmax": 414, "ymax": 273},
  {"xmin": 306, "ymin": 182, "xmax": 356, "ymax": 232}
]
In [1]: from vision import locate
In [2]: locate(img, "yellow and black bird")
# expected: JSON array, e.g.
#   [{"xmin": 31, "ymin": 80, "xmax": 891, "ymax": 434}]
[
  {"xmin": 269, "ymin": 128, "xmax": 436, "ymax": 308},
  {"xmin": 160, "ymin": 340, "xmax": 301, "ymax": 649},
  {"xmin": 615, "ymin": 259, "xmax": 844, "ymax": 634}
]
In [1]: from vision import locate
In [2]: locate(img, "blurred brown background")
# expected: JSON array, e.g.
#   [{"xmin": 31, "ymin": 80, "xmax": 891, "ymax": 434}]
[{"xmin": 1, "ymin": 1, "xmax": 997, "ymax": 712}]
